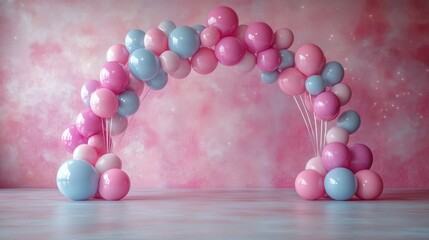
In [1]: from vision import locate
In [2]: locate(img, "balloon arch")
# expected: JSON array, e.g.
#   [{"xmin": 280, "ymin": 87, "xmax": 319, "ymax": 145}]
[{"xmin": 58, "ymin": 6, "xmax": 383, "ymax": 201}]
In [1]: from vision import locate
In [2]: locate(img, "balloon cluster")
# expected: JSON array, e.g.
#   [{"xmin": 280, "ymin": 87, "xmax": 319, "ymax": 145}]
[{"xmin": 57, "ymin": 6, "xmax": 383, "ymax": 201}]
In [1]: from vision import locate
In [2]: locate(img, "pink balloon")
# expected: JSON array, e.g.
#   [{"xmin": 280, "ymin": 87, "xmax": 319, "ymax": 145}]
[
  {"xmin": 215, "ymin": 36, "xmax": 245, "ymax": 66},
  {"xmin": 257, "ymin": 48, "xmax": 281, "ymax": 72},
  {"xmin": 106, "ymin": 44, "xmax": 129, "ymax": 64},
  {"xmin": 73, "ymin": 144, "xmax": 98, "ymax": 166},
  {"xmin": 278, "ymin": 67, "xmax": 306, "ymax": 96},
  {"xmin": 234, "ymin": 51, "xmax": 256, "ymax": 73},
  {"xmin": 349, "ymin": 143, "xmax": 373, "ymax": 173},
  {"xmin": 207, "ymin": 6, "xmax": 238, "ymax": 37},
  {"xmin": 61, "ymin": 124, "xmax": 88, "ymax": 153},
  {"xmin": 81, "ymin": 80, "xmax": 101, "ymax": 107},
  {"xmin": 144, "ymin": 27, "xmax": 168, "ymax": 56},
  {"xmin": 200, "ymin": 26, "xmax": 221, "ymax": 47},
  {"xmin": 90, "ymin": 88, "xmax": 118, "ymax": 118},
  {"xmin": 95, "ymin": 153, "xmax": 122, "ymax": 174},
  {"xmin": 127, "ymin": 73, "xmax": 145, "ymax": 96},
  {"xmin": 313, "ymin": 91, "xmax": 340, "ymax": 121},
  {"xmin": 159, "ymin": 50, "xmax": 180, "ymax": 74},
  {"xmin": 88, "ymin": 133, "xmax": 110, "ymax": 156},
  {"xmin": 100, "ymin": 61, "xmax": 129, "ymax": 94},
  {"xmin": 305, "ymin": 156, "xmax": 327, "ymax": 176},
  {"xmin": 322, "ymin": 142, "xmax": 351, "ymax": 171},
  {"xmin": 355, "ymin": 170, "xmax": 383, "ymax": 200},
  {"xmin": 273, "ymin": 28, "xmax": 294, "ymax": 49},
  {"xmin": 98, "ymin": 169, "xmax": 130, "ymax": 200},
  {"xmin": 326, "ymin": 126, "xmax": 349, "ymax": 144},
  {"xmin": 108, "ymin": 113, "xmax": 128, "ymax": 136},
  {"xmin": 75, "ymin": 109, "xmax": 102, "ymax": 138},
  {"xmin": 191, "ymin": 47, "xmax": 218, "ymax": 74},
  {"xmin": 295, "ymin": 44, "xmax": 326, "ymax": 76},
  {"xmin": 331, "ymin": 83, "xmax": 352, "ymax": 106},
  {"xmin": 295, "ymin": 169, "xmax": 325, "ymax": 200},
  {"xmin": 243, "ymin": 22, "xmax": 273, "ymax": 53},
  {"xmin": 171, "ymin": 59, "xmax": 191, "ymax": 79}
]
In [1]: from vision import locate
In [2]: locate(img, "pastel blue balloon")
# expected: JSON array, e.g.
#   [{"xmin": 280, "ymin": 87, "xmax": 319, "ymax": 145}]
[
  {"xmin": 337, "ymin": 110, "xmax": 361, "ymax": 134},
  {"xmin": 322, "ymin": 61, "xmax": 344, "ymax": 86},
  {"xmin": 125, "ymin": 29, "xmax": 145, "ymax": 53},
  {"xmin": 56, "ymin": 160, "xmax": 99, "ymax": 201},
  {"xmin": 129, "ymin": 48, "xmax": 160, "ymax": 81},
  {"xmin": 305, "ymin": 75, "xmax": 326, "ymax": 95},
  {"xmin": 278, "ymin": 49, "xmax": 294, "ymax": 71},
  {"xmin": 192, "ymin": 24, "xmax": 206, "ymax": 35},
  {"xmin": 118, "ymin": 90, "xmax": 140, "ymax": 116},
  {"xmin": 168, "ymin": 26, "xmax": 200, "ymax": 59},
  {"xmin": 146, "ymin": 69, "xmax": 168, "ymax": 90},
  {"xmin": 261, "ymin": 71, "xmax": 279, "ymax": 84},
  {"xmin": 158, "ymin": 20, "xmax": 176, "ymax": 36},
  {"xmin": 324, "ymin": 168, "xmax": 357, "ymax": 201}
]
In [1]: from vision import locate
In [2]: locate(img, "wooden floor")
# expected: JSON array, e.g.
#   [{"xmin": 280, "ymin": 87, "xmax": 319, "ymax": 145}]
[{"xmin": 0, "ymin": 188, "xmax": 428, "ymax": 239}]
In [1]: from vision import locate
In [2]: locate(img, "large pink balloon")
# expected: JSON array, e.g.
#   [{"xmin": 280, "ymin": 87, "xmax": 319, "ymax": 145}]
[
  {"xmin": 295, "ymin": 169, "xmax": 325, "ymax": 200},
  {"xmin": 278, "ymin": 67, "xmax": 306, "ymax": 96},
  {"xmin": 355, "ymin": 170, "xmax": 383, "ymax": 200},
  {"xmin": 207, "ymin": 6, "xmax": 239, "ymax": 37},
  {"xmin": 322, "ymin": 142, "xmax": 351, "ymax": 171},
  {"xmin": 73, "ymin": 144, "xmax": 98, "ymax": 166},
  {"xmin": 295, "ymin": 44, "xmax": 326, "ymax": 76},
  {"xmin": 257, "ymin": 48, "xmax": 281, "ymax": 72},
  {"xmin": 75, "ymin": 109, "xmax": 102, "ymax": 138},
  {"xmin": 349, "ymin": 143, "xmax": 373, "ymax": 173},
  {"xmin": 61, "ymin": 124, "xmax": 88, "ymax": 153},
  {"xmin": 313, "ymin": 91, "xmax": 340, "ymax": 121},
  {"xmin": 191, "ymin": 47, "xmax": 218, "ymax": 74},
  {"xmin": 100, "ymin": 61, "xmax": 129, "ymax": 94},
  {"xmin": 215, "ymin": 36, "xmax": 245, "ymax": 66},
  {"xmin": 98, "ymin": 169, "xmax": 130, "ymax": 200},
  {"xmin": 144, "ymin": 27, "xmax": 168, "ymax": 56},
  {"xmin": 243, "ymin": 22, "xmax": 273, "ymax": 53},
  {"xmin": 90, "ymin": 88, "xmax": 118, "ymax": 118}
]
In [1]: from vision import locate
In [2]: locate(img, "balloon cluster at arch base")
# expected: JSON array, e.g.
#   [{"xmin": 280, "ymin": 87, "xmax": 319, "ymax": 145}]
[{"xmin": 58, "ymin": 6, "xmax": 383, "ymax": 201}]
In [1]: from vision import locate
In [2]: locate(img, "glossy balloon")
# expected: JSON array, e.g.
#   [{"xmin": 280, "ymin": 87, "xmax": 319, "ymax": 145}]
[
  {"xmin": 125, "ymin": 29, "xmax": 145, "ymax": 53},
  {"xmin": 305, "ymin": 75, "xmax": 326, "ymax": 95},
  {"xmin": 171, "ymin": 59, "xmax": 191, "ymax": 79},
  {"xmin": 305, "ymin": 156, "xmax": 327, "ymax": 176},
  {"xmin": 98, "ymin": 169, "xmax": 130, "ymax": 201},
  {"xmin": 95, "ymin": 153, "xmax": 122, "ymax": 174},
  {"xmin": 278, "ymin": 67, "xmax": 306, "ymax": 96},
  {"xmin": 322, "ymin": 61, "xmax": 344, "ymax": 86},
  {"xmin": 100, "ymin": 61, "xmax": 129, "ymax": 94},
  {"xmin": 90, "ymin": 88, "xmax": 118, "ymax": 118},
  {"xmin": 200, "ymin": 26, "xmax": 221, "ymax": 47},
  {"xmin": 337, "ymin": 110, "xmax": 361, "ymax": 134},
  {"xmin": 128, "ymin": 48, "xmax": 160, "ymax": 81},
  {"xmin": 159, "ymin": 50, "xmax": 181, "ymax": 74},
  {"xmin": 324, "ymin": 168, "xmax": 357, "ymax": 201},
  {"xmin": 81, "ymin": 80, "xmax": 101, "ymax": 108},
  {"xmin": 73, "ymin": 144, "xmax": 98, "ymax": 166},
  {"xmin": 313, "ymin": 91, "xmax": 340, "ymax": 121},
  {"xmin": 257, "ymin": 48, "xmax": 281, "ymax": 72},
  {"xmin": 349, "ymin": 143, "xmax": 373, "ymax": 173},
  {"xmin": 146, "ymin": 69, "xmax": 168, "ymax": 90},
  {"xmin": 144, "ymin": 27, "xmax": 168, "ymax": 56},
  {"xmin": 168, "ymin": 26, "xmax": 200, "ymax": 59},
  {"xmin": 118, "ymin": 90, "xmax": 140, "ymax": 116},
  {"xmin": 273, "ymin": 28, "xmax": 294, "ymax": 49},
  {"xmin": 294, "ymin": 44, "xmax": 326, "ymax": 76},
  {"xmin": 207, "ymin": 6, "xmax": 239, "ymax": 37},
  {"xmin": 326, "ymin": 126, "xmax": 349, "ymax": 144},
  {"xmin": 88, "ymin": 133, "xmax": 108, "ymax": 156},
  {"xmin": 215, "ymin": 36, "xmax": 245, "ymax": 66},
  {"xmin": 331, "ymin": 83, "xmax": 352, "ymax": 106},
  {"xmin": 295, "ymin": 169, "xmax": 325, "ymax": 200},
  {"xmin": 243, "ymin": 22, "xmax": 273, "ymax": 53},
  {"xmin": 355, "ymin": 170, "xmax": 383, "ymax": 200},
  {"xmin": 192, "ymin": 24, "xmax": 206, "ymax": 35},
  {"xmin": 61, "ymin": 125, "xmax": 88, "ymax": 153},
  {"xmin": 106, "ymin": 44, "xmax": 129, "ymax": 64},
  {"xmin": 57, "ymin": 159, "xmax": 99, "ymax": 201},
  {"xmin": 157, "ymin": 20, "xmax": 176, "ymax": 36},
  {"xmin": 260, "ymin": 71, "xmax": 279, "ymax": 84},
  {"xmin": 191, "ymin": 47, "xmax": 218, "ymax": 74},
  {"xmin": 322, "ymin": 142, "xmax": 351, "ymax": 172},
  {"xmin": 75, "ymin": 109, "xmax": 102, "ymax": 138},
  {"xmin": 278, "ymin": 49, "xmax": 295, "ymax": 71}
]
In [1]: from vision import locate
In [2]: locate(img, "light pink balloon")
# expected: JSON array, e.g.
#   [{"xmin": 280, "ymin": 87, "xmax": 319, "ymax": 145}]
[
  {"xmin": 273, "ymin": 28, "xmax": 294, "ymax": 49},
  {"xmin": 73, "ymin": 144, "xmax": 98, "ymax": 166},
  {"xmin": 331, "ymin": 83, "xmax": 352, "ymax": 106},
  {"xmin": 159, "ymin": 50, "xmax": 180, "ymax": 74},
  {"xmin": 200, "ymin": 26, "xmax": 221, "ymax": 47},
  {"xmin": 278, "ymin": 67, "xmax": 306, "ymax": 96},
  {"xmin": 322, "ymin": 142, "xmax": 351, "ymax": 171},
  {"xmin": 326, "ymin": 126, "xmax": 349, "ymax": 144},
  {"xmin": 313, "ymin": 91, "xmax": 340, "ymax": 121},
  {"xmin": 88, "ymin": 133, "xmax": 110, "ymax": 156},
  {"xmin": 305, "ymin": 156, "xmax": 327, "ymax": 176},
  {"xmin": 234, "ymin": 51, "xmax": 256, "ymax": 73},
  {"xmin": 355, "ymin": 170, "xmax": 383, "ymax": 200},
  {"xmin": 106, "ymin": 44, "xmax": 129, "ymax": 64},
  {"xmin": 243, "ymin": 22, "xmax": 273, "ymax": 53},
  {"xmin": 108, "ymin": 113, "xmax": 128, "ymax": 136},
  {"xmin": 171, "ymin": 59, "xmax": 191, "ymax": 79},
  {"xmin": 127, "ymin": 73, "xmax": 145, "ymax": 96},
  {"xmin": 349, "ymin": 143, "xmax": 373, "ymax": 173},
  {"xmin": 295, "ymin": 44, "xmax": 326, "ymax": 76},
  {"xmin": 295, "ymin": 169, "xmax": 325, "ymax": 200},
  {"xmin": 98, "ymin": 169, "xmax": 130, "ymax": 200},
  {"xmin": 215, "ymin": 36, "xmax": 245, "ymax": 66},
  {"xmin": 191, "ymin": 47, "xmax": 218, "ymax": 74},
  {"xmin": 257, "ymin": 48, "xmax": 281, "ymax": 72},
  {"xmin": 95, "ymin": 153, "xmax": 122, "ymax": 174},
  {"xmin": 144, "ymin": 27, "xmax": 168, "ymax": 56},
  {"xmin": 90, "ymin": 88, "xmax": 118, "ymax": 118}
]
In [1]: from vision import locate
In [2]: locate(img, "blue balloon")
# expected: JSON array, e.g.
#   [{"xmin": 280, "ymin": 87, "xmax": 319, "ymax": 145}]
[
  {"xmin": 324, "ymin": 168, "xmax": 357, "ymax": 201},
  {"xmin": 261, "ymin": 71, "xmax": 279, "ymax": 84},
  {"xmin": 192, "ymin": 24, "xmax": 206, "ymax": 35},
  {"xmin": 146, "ymin": 69, "xmax": 168, "ymax": 90},
  {"xmin": 56, "ymin": 160, "xmax": 99, "ymax": 201},
  {"xmin": 322, "ymin": 61, "xmax": 344, "ymax": 86},
  {"xmin": 125, "ymin": 29, "xmax": 145, "ymax": 53},
  {"xmin": 278, "ymin": 49, "xmax": 294, "ymax": 71},
  {"xmin": 337, "ymin": 110, "xmax": 361, "ymax": 134},
  {"xmin": 118, "ymin": 90, "xmax": 140, "ymax": 116},
  {"xmin": 305, "ymin": 75, "xmax": 326, "ymax": 95},
  {"xmin": 129, "ymin": 48, "xmax": 160, "ymax": 81},
  {"xmin": 168, "ymin": 26, "xmax": 200, "ymax": 59}
]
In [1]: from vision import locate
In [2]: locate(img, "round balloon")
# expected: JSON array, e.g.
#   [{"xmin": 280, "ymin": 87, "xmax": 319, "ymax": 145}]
[
  {"xmin": 355, "ymin": 170, "xmax": 383, "ymax": 200},
  {"xmin": 61, "ymin": 125, "xmax": 88, "ymax": 153},
  {"xmin": 144, "ymin": 27, "xmax": 168, "ymax": 56},
  {"xmin": 158, "ymin": 20, "xmax": 176, "ymax": 36},
  {"xmin": 106, "ymin": 44, "xmax": 129, "ymax": 64},
  {"xmin": 313, "ymin": 91, "xmax": 340, "ymax": 121},
  {"xmin": 207, "ymin": 6, "xmax": 239, "ymax": 37},
  {"xmin": 322, "ymin": 142, "xmax": 351, "ymax": 172},
  {"xmin": 278, "ymin": 67, "xmax": 306, "ymax": 96},
  {"xmin": 349, "ymin": 143, "xmax": 373, "ymax": 173},
  {"xmin": 278, "ymin": 49, "xmax": 295, "ymax": 71},
  {"xmin": 125, "ymin": 29, "xmax": 145, "ymax": 53},
  {"xmin": 324, "ymin": 168, "xmax": 357, "ymax": 201},
  {"xmin": 257, "ymin": 48, "xmax": 281, "ymax": 72},
  {"xmin": 243, "ymin": 22, "xmax": 273, "ymax": 53},
  {"xmin": 295, "ymin": 169, "xmax": 325, "ymax": 200},
  {"xmin": 215, "ymin": 36, "xmax": 245, "ymax": 66},
  {"xmin": 322, "ymin": 61, "xmax": 344, "ymax": 86},
  {"xmin": 168, "ymin": 26, "xmax": 200, "ymax": 59},
  {"xmin": 90, "ymin": 88, "xmax": 118, "ymax": 118},
  {"xmin": 337, "ymin": 110, "xmax": 361, "ymax": 134},
  {"xmin": 128, "ymin": 48, "xmax": 160, "ymax": 81},
  {"xmin": 118, "ymin": 90, "xmax": 140, "ymax": 116},
  {"xmin": 81, "ymin": 80, "xmax": 101, "ymax": 108},
  {"xmin": 191, "ymin": 47, "xmax": 218, "ymax": 74},
  {"xmin": 294, "ymin": 44, "xmax": 326, "ymax": 76},
  {"xmin": 98, "ymin": 169, "xmax": 131, "ymax": 201},
  {"xmin": 95, "ymin": 153, "xmax": 122, "ymax": 174},
  {"xmin": 73, "ymin": 144, "xmax": 98, "ymax": 166}
]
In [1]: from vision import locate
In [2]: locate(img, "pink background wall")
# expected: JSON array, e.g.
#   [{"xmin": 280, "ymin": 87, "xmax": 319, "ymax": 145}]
[{"xmin": 0, "ymin": 0, "xmax": 428, "ymax": 188}]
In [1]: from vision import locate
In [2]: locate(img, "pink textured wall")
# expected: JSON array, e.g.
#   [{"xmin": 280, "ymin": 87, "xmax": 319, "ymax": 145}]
[{"xmin": 0, "ymin": 0, "xmax": 428, "ymax": 188}]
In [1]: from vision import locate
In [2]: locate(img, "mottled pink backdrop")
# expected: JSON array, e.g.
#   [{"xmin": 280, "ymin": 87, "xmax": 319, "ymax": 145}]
[{"xmin": 0, "ymin": 0, "xmax": 428, "ymax": 188}]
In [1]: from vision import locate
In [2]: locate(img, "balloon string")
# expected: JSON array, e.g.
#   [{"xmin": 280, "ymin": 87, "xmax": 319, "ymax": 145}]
[
  {"xmin": 324, "ymin": 120, "xmax": 328, "ymax": 149},
  {"xmin": 109, "ymin": 116, "xmax": 113, "ymax": 153},
  {"xmin": 319, "ymin": 118, "xmax": 323, "ymax": 154},
  {"xmin": 101, "ymin": 117, "xmax": 106, "ymax": 154},
  {"xmin": 293, "ymin": 96, "xmax": 316, "ymax": 156},
  {"xmin": 313, "ymin": 111, "xmax": 319, "ymax": 156},
  {"xmin": 299, "ymin": 95, "xmax": 317, "ymax": 156}
]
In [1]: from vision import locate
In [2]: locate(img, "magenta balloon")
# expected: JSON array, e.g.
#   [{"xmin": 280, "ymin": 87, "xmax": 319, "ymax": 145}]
[
  {"xmin": 243, "ymin": 22, "xmax": 273, "ymax": 53},
  {"xmin": 349, "ymin": 143, "xmax": 373, "ymax": 173},
  {"xmin": 90, "ymin": 88, "xmax": 119, "ymax": 118},
  {"xmin": 100, "ymin": 61, "xmax": 129, "ymax": 94},
  {"xmin": 322, "ymin": 142, "xmax": 351, "ymax": 171},
  {"xmin": 75, "ymin": 109, "xmax": 102, "ymax": 138},
  {"xmin": 278, "ymin": 67, "xmax": 306, "ymax": 96},
  {"xmin": 257, "ymin": 48, "xmax": 281, "ymax": 72},
  {"xmin": 313, "ymin": 91, "xmax": 340, "ymax": 121},
  {"xmin": 295, "ymin": 44, "xmax": 326, "ymax": 76},
  {"xmin": 81, "ymin": 80, "xmax": 101, "ymax": 107},
  {"xmin": 61, "ymin": 124, "xmax": 88, "ymax": 153},
  {"xmin": 207, "ymin": 6, "xmax": 239, "ymax": 37},
  {"xmin": 215, "ymin": 36, "xmax": 245, "ymax": 66}
]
